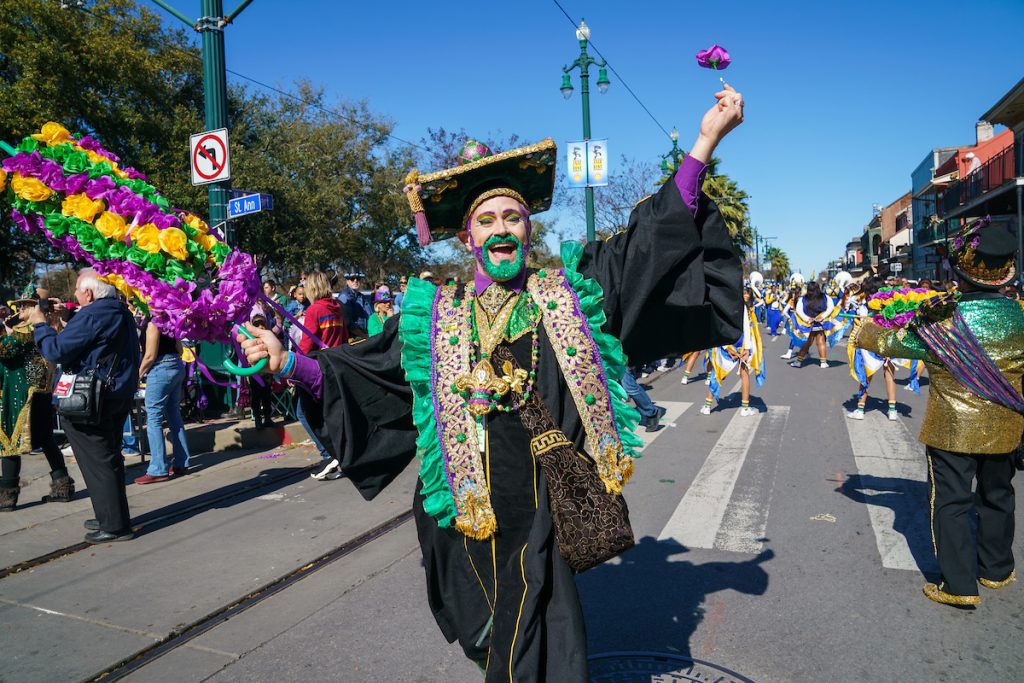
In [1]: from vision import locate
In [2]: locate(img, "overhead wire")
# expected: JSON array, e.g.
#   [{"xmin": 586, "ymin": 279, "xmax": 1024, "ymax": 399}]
[
  {"xmin": 63, "ymin": 1, "xmax": 428, "ymax": 152},
  {"xmin": 550, "ymin": 0, "xmax": 673, "ymax": 141}
]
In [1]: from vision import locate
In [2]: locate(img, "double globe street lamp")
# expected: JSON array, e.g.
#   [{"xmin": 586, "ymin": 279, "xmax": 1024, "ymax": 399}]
[{"xmin": 561, "ymin": 19, "xmax": 610, "ymax": 243}]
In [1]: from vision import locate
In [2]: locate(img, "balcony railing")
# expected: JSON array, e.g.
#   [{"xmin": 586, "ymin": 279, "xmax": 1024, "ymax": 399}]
[{"xmin": 941, "ymin": 144, "xmax": 1016, "ymax": 215}]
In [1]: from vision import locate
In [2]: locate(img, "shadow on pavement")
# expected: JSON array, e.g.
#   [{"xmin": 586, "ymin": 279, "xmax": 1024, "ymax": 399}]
[
  {"xmin": 130, "ymin": 465, "xmax": 315, "ymax": 536},
  {"xmin": 578, "ymin": 536, "xmax": 774, "ymax": 657},
  {"xmin": 836, "ymin": 473, "xmax": 938, "ymax": 577}
]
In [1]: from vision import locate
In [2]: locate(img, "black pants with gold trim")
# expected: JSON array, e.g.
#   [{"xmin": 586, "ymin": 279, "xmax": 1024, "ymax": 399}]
[{"xmin": 926, "ymin": 446, "xmax": 1016, "ymax": 596}]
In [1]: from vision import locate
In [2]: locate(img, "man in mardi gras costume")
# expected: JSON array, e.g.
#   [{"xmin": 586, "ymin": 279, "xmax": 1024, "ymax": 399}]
[
  {"xmin": 853, "ymin": 218, "xmax": 1023, "ymax": 608},
  {"xmin": 239, "ymin": 87, "xmax": 745, "ymax": 679}
]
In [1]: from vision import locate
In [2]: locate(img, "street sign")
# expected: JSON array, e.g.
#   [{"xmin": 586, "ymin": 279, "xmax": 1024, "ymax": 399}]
[
  {"xmin": 190, "ymin": 128, "xmax": 231, "ymax": 186},
  {"xmin": 891, "ymin": 262, "xmax": 903, "ymax": 272},
  {"xmin": 227, "ymin": 193, "xmax": 273, "ymax": 219},
  {"xmin": 565, "ymin": 139, "xmax": 610, "ymax": 188}
]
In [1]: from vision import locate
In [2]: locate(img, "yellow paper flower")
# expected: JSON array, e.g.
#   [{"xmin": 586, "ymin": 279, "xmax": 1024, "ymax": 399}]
[
  {"xmin": 61, "ymin": 193, "xmax": 106, "ymax": 224},
  {"xmin": 131, "ymin": 223, "xmax": 161, "ymax": 253},
  {"xmin": 11, "ymin": 173, "xmax": 53, "ymax": 201},
  {"xmin": 95, "ymin": 211, "xmax": 129, "ymax": 241},
  {"xmin": 31, "ymin": 122, "xmax": 72, "ymax": 146},
  {"xmin": 157, "ymin": 227, "xmax": 189, "ymax": 260},
  {"xmin": 182, "ymin": 213, "xmax": 210, "ymax": 233},
  {"xmin": 0, "ymin": 169, "xmax": 7, "ymax": 192},
  {"xmin": 196, "ymin": 232, "xmax": 220, "ymax": 252}
]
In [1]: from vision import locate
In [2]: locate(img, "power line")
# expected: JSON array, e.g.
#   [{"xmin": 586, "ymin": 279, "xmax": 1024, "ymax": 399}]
[
  {"xmin": 550, "ymin": 0, "xmax": 673, "ymax": 141},
  {"xmin": 64, "ymin": 1, "xmax": 427, "ymax": 152},
  {"xmin": 224, "ymin": 69, "xmax": 427, "ymax": 152}
]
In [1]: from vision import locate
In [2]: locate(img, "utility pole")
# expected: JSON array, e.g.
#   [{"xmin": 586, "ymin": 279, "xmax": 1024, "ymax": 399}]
[{"xmin": 152, "ymin": 0, "xmax": 255, "ymax": 246}]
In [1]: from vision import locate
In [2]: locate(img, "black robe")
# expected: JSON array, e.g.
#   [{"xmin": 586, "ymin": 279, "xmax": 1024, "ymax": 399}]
[{"xmin": 304, "ymin": 180, "xmax": 742, "ymax": 681}]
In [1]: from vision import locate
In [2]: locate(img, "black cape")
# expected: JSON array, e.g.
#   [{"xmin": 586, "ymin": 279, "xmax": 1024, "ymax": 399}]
[{"xmin": 303, "ymin": 179, "xmax": 742, "ymax": 681}]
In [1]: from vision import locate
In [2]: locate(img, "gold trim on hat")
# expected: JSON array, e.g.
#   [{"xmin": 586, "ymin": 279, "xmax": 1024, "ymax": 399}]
[
  {"xmin": 463, "ymin": 188, "xmax": 529, "ymax": 227},
  {"xmin": 958, "ymin": 242, "xmax": 1016, "ymax": 285},
  {"xmin": 417, "ymin": 138, "xmax": 556, "ymax": 185}
]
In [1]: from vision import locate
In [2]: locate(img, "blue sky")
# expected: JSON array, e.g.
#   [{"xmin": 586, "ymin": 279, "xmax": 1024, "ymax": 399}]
[{"xmin": 153, "ymin": 0, "xmax": 1023, "ymax": 275}]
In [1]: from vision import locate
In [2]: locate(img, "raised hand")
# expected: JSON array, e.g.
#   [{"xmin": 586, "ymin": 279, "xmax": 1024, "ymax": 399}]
[
  {"xmin": 236, "ymin": 322, "xmax": 288, "ymax": 374},
  {"xmin": 690, "ymin": 84, "xmax": 745, "ymax": 163}
]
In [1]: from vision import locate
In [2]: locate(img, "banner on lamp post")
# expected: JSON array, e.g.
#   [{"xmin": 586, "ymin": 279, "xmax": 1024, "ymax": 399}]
[
  {"xmin": 565, "ymin": 139, "xmax": 610, "ymax": 188},
  {"xmin": 587, "ymin": 139, "xmax": 608, "ymax": 186}
]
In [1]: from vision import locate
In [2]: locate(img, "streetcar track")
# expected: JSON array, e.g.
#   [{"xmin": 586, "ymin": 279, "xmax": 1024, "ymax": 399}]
[
  {"xmin": 84, "ymin": 508, "xmax": 414, "ymax": 682},
  {"xmin": 0, "ymin": 462, "xmax": 319, "ymax": 580}
]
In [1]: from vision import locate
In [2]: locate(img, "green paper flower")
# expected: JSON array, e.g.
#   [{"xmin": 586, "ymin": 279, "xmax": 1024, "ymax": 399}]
[{"xmin": 62, "ymin": 150, "xmax": 91, "ymax": 175}]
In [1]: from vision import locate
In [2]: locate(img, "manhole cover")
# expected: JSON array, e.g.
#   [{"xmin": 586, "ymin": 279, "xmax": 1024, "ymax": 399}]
[{"xmin": 589, "ymin": 651, "xmax": 755, "ymax": 682}]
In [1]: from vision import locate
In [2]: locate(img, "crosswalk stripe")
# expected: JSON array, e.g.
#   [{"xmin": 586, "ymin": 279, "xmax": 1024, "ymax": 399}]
[
  {"xmin": 636, "ymin": 401, "xmax": 691, "ymax": 451},
  {"xmin": 657, "ymin": 409, "xmax": 764, "ymax": 549},
  {"xmin": 715, "ymin": 406, "xmax": 790, "ymax": 554},
  {"xmin": 843, "ymin": 411, "xmax": 936, "ymax": 572}
]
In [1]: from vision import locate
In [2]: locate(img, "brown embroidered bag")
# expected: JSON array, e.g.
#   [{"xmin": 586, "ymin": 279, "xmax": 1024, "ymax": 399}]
[{"xmin": 494, "ymin": 342, "xmax": 634, "ymax": 572}]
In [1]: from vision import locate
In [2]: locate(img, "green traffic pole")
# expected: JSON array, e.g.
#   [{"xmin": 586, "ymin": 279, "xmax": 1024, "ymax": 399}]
[
  {"xmin": 199, "ymin": 0, "xmax": 232, "ymax": 246},
  {"xmin": 578, "ymin": 38, "xmax": 596, "ymax": 244}
]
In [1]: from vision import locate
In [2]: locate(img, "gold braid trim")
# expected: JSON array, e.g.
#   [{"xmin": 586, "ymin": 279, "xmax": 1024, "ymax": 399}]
[
  {"xmin": 0, "ymin": 387, "xmax": 36, "ymax": 457},
  {"xmin": 527, "ymin": 271, "xmax": 632, "ymax": 495},
  {"xmin": 415, "ymin": 139, "xmax": 556, "ymax": 185},
  {"xmin": 979, "ymin": 569, "xmax": 1016, "ymax": 589},
  {"xmin": 923, "ymin": 583, "xmax": 980, "ymax": 606},
  {"xmin": 463, "ymin": 188, "xmax": 528, "ymax": 227},
  {"xmin": 431, "ymin": 284, "xmax": 498, "ymax": 541},
  {"xmin": 958, "ymin": 243, "xmax": 1016, "ymax": 284},
  {"xmin": 403, "ymin": 169, "xmax": 426, "ymax": 214}
]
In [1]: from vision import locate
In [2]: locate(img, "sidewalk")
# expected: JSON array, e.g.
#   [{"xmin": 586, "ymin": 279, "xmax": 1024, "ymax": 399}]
[{"xmin": 0, "ymin": 416, "xmax": 316, "ymax": 563}]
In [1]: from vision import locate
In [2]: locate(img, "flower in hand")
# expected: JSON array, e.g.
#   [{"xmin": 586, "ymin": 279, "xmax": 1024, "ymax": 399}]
[{"xmin": 696, "ymin": 45, "xmax": 731, "ymax": 70}]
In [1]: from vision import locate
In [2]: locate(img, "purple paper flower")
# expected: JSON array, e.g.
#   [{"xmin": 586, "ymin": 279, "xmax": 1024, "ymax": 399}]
[{"xmin": 696, "ymin": 45, "xmax": 731, "ymax": 70}]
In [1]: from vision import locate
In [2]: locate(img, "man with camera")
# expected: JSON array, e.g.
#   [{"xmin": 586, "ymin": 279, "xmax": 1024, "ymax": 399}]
[{"xmin": 29, "ymin": 269, "xmax": 140, "ymax": 543}]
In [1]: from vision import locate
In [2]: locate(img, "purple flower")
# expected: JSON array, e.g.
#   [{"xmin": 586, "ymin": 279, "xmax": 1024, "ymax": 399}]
[
  {"xmin": 696, "ymin": 45, "xmax": 731, "ymax": 70},
  {"xmin": 2, "ymin": 151, "xmax": 43, "ymax": 175},
  {"xmin": 84, "ymin": 175, "xmax": 118, "ymax": 201},
  {"xmin": 76, "ymin": 135, "xmax": 121, "ymax": 164}
]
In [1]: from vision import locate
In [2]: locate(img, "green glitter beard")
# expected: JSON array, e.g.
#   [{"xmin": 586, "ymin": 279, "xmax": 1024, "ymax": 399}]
[{"xmin": 481, "ymin": 234, "xmax": 525, "ymax": 282}]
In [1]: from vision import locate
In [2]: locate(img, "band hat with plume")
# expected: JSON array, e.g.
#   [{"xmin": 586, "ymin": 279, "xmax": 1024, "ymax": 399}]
[{"xmin": 403, "ymin": 138, "xmax": 557, "ymax": 246}]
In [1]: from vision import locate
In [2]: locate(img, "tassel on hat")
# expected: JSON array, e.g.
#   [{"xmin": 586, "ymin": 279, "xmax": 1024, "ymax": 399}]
[{"xmin": 403, "ymin": 170, "xmax": 432, "ymax": 246}]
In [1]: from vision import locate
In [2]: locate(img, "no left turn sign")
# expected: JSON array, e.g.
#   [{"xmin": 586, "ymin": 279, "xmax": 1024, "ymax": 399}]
[{"xmin": 190, "ymin": 128, "xmax": 231, "ymax": 185}]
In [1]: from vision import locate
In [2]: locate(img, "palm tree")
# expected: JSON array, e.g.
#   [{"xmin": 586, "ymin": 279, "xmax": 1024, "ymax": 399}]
[
  {"xmin": 702, "ymin": 157, "xmax": 752, "ymax": 252},
  {"xmin": 764, "ymin": 245, "xmax": 791, "ymax": 280}
]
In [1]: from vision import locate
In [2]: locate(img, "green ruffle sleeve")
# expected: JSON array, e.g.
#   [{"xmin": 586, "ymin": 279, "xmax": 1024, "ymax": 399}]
[
  {"xmin": 561, "ymin": 241, "xmax": 644, "ymax": 458},
  {"xmin": 397, "ymin": 277, "xmax": 458, "ymax": 527}
]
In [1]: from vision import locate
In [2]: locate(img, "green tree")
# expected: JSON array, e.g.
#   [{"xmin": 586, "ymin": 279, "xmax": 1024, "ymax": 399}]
[
  {"xmin": 0, "ymin": 0, "xmax": 204, "ymax": 292},
  {"xmin": 764, "ymin": 245, "xmax": 791, "ymax": 280},
  {"xmin": 702, "ymin": 157, "xmax": 752, "ymax": 252}
]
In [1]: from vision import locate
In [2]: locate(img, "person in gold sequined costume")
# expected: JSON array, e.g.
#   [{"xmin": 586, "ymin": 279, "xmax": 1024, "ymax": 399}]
[
  {"xmin": 854, "ymin": 218, "xmax": 1023, "ymax": 607},
  {"xmin": 0, "ymin": 293, "xmax": 74, "ymax": 512}
]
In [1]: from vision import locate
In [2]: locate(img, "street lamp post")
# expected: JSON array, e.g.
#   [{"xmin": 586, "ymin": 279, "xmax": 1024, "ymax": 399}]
[
  {"xmin": 150, "ymin": 0, "xmax": 255, "ymax": 246},
  {"xmin": 561, "ymin": 19, "xmax": 610, "ymax": 243},
  {"xmin": 660, "ymin": 127, "xmax": 683, "ymax": 176}
]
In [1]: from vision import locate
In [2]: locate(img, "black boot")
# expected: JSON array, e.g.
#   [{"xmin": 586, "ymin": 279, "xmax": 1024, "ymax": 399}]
[
  {"xmin": 0, "ymin": 486, "xmax": 19, "ymax": 512},
  {"xmin": 42, "ymin": 476, "xmax": 76, "ymax": 503}
]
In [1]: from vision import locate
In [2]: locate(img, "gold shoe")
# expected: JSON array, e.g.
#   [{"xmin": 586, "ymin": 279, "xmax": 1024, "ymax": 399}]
[
  {"xmin": 979, "ymin": 569, "xmax": 1016, "ymax": 590},
  {"xmin": 923, "ymin": 582, "xmax": 980, "ymax": 607}
]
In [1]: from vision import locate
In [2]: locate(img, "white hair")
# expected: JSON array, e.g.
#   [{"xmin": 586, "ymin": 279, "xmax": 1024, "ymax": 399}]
[{"xmin": 78, "ymin": 268, "xmax": 117, "ymax": 300}]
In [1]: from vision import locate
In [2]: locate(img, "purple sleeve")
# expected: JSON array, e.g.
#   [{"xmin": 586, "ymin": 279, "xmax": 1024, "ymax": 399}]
[
  {"xmin": 673, "ymin": 155, "xmax": 708, "ymax": 218},
  {"xmin": 286, "ymin": 352, "xmax": 323, "ymax": 400}
]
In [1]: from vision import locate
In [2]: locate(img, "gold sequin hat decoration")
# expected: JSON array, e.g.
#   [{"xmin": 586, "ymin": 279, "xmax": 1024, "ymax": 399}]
[
  {"xmin": 951, "ymin": 216, "xmax": 1017, "ymax": 289},
  {"xmin": 402, "ymin": 139, "xmax": 557, "ymax": 246}
]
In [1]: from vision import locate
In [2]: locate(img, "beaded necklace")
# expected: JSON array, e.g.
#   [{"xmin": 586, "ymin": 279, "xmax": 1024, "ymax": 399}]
[{"xmin": 452, "ymin": 288, "xmax": 542, "ymax": 419}]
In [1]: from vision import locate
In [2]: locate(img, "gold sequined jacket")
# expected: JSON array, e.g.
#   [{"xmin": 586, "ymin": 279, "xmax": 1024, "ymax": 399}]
[{"xmin": 855, "ymin": 295, "xmax": 1024, "ymax": 455}]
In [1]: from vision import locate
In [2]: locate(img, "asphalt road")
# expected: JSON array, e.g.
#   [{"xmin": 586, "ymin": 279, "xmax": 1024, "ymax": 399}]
[{"xmin": 2, "ymin": 333, "xmax": 1021, "ymax": 682}]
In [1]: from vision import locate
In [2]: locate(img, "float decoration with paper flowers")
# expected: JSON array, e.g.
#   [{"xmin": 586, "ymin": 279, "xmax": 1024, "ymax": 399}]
[{"xmin": 0, "ymin": 123, "xmax": 260, "ymax": 352}]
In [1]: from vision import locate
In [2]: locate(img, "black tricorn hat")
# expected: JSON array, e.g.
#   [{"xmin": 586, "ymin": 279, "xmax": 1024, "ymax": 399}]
[
  {"xmin": 403, "ymin": 139, "xmax": 557, "ymax": 246},
  {"xmin": 951, "ymin": 216, "xmax": 1017, "ymax": 289}
]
